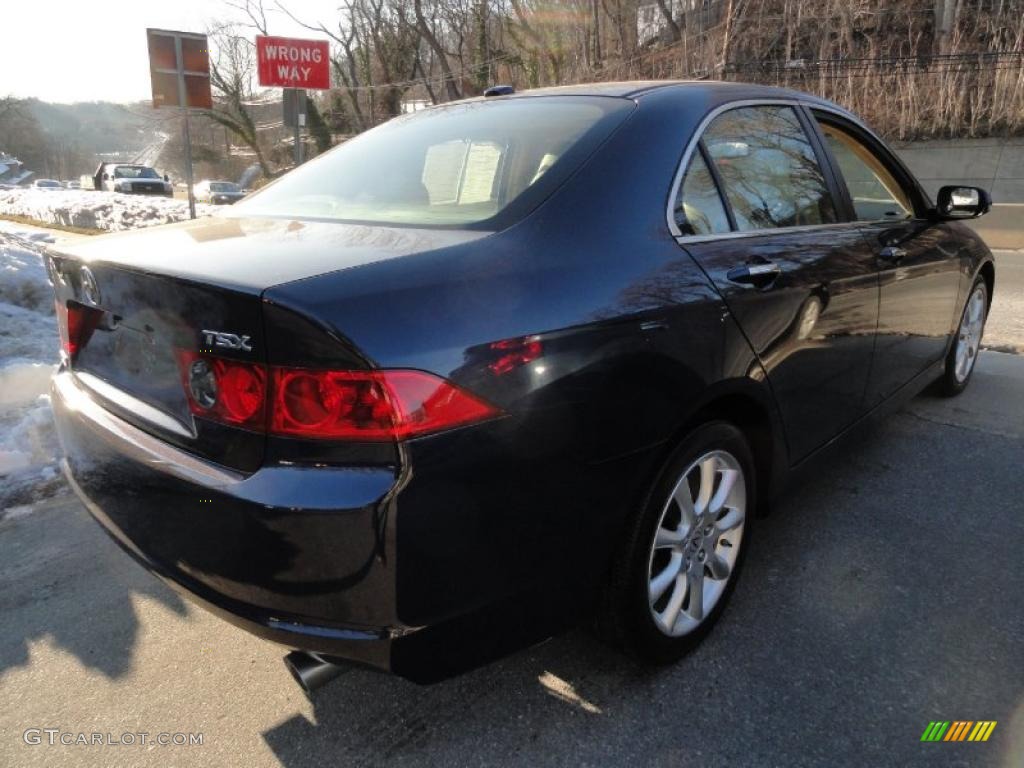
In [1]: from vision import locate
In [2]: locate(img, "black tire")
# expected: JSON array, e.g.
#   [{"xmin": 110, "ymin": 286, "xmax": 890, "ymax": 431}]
[
  {"xmin": 939, "ymin": 276, "xmax": 988, "ymax": 397},
  {"xmin": 598, "ymin": 421, "xmax": 755, "ymax": 665}
]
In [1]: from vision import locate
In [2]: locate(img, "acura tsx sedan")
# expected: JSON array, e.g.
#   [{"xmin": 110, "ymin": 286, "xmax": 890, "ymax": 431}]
[{"xmin": 47, "ymin": 81, "xmax": 993, "ymax": 688}]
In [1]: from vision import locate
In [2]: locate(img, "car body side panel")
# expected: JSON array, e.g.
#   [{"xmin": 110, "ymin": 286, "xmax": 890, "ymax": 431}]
[
  {"xmin": 864, "ymin": 218, "xmax": 987, "ymax": 405},
  {"xmin": 798, "ymin": 106, "xmax": 980, "ymax": 408},
  {"xmin": 264, "ymin": 88, "xmax": 782, "ymax": 630},
  {"xmin": 680, "ymin": 226, "xmax": 879, "ymax": 462},
  {"xmin": 57, "ymin": 84, "xmax": 948, "ymax": 679}
]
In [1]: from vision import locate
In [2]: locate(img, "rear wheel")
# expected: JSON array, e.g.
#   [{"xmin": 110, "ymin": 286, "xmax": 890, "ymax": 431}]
[
  {"xmin": 599, "ymin": 422, "xmax": 754, "ymax": 664},
  {"xmin": 940, "ymin": 277, "xmax": 988, "ymax": 396}
]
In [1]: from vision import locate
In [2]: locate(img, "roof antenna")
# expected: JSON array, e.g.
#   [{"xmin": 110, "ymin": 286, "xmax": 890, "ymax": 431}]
[{"xmin": 483, "ymin": 85, "xmax": 515, "ymax": 97}]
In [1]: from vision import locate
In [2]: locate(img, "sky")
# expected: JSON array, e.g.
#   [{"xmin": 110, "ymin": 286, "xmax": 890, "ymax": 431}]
[{"xmin": 0, "ymin": 0, "xmax": 341, "ymax": 104}]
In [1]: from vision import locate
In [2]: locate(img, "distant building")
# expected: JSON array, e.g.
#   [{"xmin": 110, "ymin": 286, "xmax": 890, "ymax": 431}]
[
  {"xmin": 0, "ymin": 153, "xmax": 33, "ymax": 186},
  {"xmin": 401, "ymin": 99, "xmax": 431, "ymax": 114},
  {"xmin": 637, "ymin": 0, "xmax": 724, "ymax": 46}
]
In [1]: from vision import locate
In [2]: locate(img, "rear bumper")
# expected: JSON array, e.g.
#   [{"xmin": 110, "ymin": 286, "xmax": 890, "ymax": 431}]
[
  {"xmin": 52, "ymin": 369, "xmax": 404, "ymax": 673},
  {"xmin": 51, "ymin": 369, "xmax": 623, "ymax": 682}
]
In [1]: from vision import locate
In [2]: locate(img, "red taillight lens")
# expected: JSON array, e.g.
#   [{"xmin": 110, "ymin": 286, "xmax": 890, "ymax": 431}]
[
  {"xmin": 218, "ymin": 362, "xmax": 266, "ymax": 424},
  {"xmin": 56, "ymin": 300, "xmax": 102, "ymax": 360},
  {"xmin": 176, "ymin": 353, "xmax": 500, "ymax": 440},
  {"xmin": 270, "ymin": 368, "xmax": 500, "ymax": 440},
  {"xmin": 177, "ymin": 351, "xmax": 267, "ymax": 429}
]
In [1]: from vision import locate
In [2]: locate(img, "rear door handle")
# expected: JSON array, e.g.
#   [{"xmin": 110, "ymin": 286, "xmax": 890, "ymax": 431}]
[
  {"xmin": 727, "ymin": 262, "xmax": 781, "ymax": 286},
  {"xmin": 878, "ymin": 246, "xmax": 907, "ymax": 264}
]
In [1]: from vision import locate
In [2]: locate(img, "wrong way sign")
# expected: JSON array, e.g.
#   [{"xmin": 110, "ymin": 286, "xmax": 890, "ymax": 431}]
[{"xmin": 256, "ymin": 36, "xmax": 330, "ymax": 90}]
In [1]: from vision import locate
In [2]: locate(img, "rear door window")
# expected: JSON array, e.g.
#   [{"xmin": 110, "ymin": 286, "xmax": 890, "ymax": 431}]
[
  {"xmin": 674, "ymin": 150, "xmax": 731, "ymax": 236},
  {"xmin": 703, "ymin": 106, "xmax": 838, "ymax": 231}
]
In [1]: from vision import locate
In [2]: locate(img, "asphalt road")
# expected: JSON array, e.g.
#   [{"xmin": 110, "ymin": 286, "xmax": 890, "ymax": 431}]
[
  {"xmin": 1, "ymin": 348, "xmax": 1022, "ymax": 768},
  {"xmin": 1, "ymin": 248, "xmax": 1022, "ymax": 768}
]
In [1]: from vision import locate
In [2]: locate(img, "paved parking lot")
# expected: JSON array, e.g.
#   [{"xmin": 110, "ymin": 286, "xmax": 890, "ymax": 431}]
[{"xmin": 2, "ymin": 347, "xmax": 1022, "ymax": 768}]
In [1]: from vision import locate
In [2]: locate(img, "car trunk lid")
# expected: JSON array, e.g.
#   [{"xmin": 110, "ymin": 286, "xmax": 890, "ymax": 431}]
[
  {"xmin": 46, "ymin": 215, "xmax": 487, "ymax": 472},
  {"xmin": 48, "ymin": 256, "xmax": 267, "ymax": 471}
]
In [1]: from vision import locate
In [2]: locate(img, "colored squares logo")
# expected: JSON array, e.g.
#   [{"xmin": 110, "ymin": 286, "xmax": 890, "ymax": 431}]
[{"xmin": 921, "ymin": 721, "xmax": 997, "ymax": 742}]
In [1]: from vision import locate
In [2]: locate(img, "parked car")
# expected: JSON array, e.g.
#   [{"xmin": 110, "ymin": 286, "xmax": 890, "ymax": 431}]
[
  {"xmin": 194, "ymin": 180, "xmax": 246, "ymax": 205},
  {"xmin": 64, "ymin": 180, "xmax": 81, "ymax": 190},
  {"xmin": 90, "ymin": 162, "xmax": 173, "ymax": 196},
  {"xmin": 47, "ymin": 82, "xmax": 993, "ymax": 689},
  {"xmin": 32, "ymin": 179, "xmax": 63, "ymax": 191}
]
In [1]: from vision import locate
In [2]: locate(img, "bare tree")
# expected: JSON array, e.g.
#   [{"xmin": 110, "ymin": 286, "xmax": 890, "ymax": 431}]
[
  {"xmin": 414, "ymin": 0, "xmax": 463, "ymax": 100},
  {"xmin": 212, "ymin": 0, "xmax": 1023, "ymax": 146},
  {"xmin": 206, "ymin": 25, "xmax": 273, "ymax": 176},
  {"xmin": 654, "ymin": 0, "xmax": 682, "ymax": 42}
]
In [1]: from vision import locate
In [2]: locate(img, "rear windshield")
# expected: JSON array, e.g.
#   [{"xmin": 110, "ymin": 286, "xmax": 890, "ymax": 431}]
[
  {"xmin": 231, "ymin": 96, "xmax": 633, "ymax": 229},
  {"xmin": 210, "ymin": 182, "xmax": 240, "ymax": 192}
]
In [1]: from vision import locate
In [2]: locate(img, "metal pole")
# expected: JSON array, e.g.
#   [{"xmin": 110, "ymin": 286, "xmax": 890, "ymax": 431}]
[
  {"xmin": 293, "ymin": 89, "xmax": 302, "ymax": 167},
  {"xmin": 182, "ymin": 110, "xmax": 196, "ymax": 219},
  {"xmin": 174, "ymin": 35, "xmax": 197, "ymax": 219}
]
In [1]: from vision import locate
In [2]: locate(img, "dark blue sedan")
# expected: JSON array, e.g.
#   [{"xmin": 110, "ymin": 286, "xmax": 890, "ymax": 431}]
[{"xmin": 47, "ymin": 81, "xmax": 994, "ymax": 689}]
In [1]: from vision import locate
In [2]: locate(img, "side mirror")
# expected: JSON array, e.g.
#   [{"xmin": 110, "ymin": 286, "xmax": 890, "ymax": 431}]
[
  {"xmin": 102, "ymin": 172, "xmax": 109, "ymax": 180},
  {"xmin": 935, "ymin": 185, "xmax": 990, "ymax": 219},
  {"xmin": 164, "ymin": 174, "xmax": 170, "ymax": 182}
]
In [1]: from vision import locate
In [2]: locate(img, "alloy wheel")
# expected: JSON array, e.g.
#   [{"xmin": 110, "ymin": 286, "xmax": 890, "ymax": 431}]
[
  {"xmin": 646, "ymin": 450, "xmax": 746, "ymax": 637},
  {"xmin": 954, "ymin": 285, "xmax": 986, "ymax": 383}
]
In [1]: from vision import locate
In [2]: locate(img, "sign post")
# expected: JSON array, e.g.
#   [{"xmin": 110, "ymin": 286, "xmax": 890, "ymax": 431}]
[
  {"xmin": 294, "ymin": 99, "xmax": 303, "ymax": 166},
  {"xmin": 147, "ymin": 29, "xmax": 212, "ymax": 219},
  {"xmin": 283, "ymin": 88, "xmax": 307, "ymax": 166},
  {"xmin": 255, "ymin": 36, "xmax": 330, "ymax": 167}
]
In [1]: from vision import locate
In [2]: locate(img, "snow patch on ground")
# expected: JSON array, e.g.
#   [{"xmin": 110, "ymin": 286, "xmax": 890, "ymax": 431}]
[
  {"xmin": 0, "ymin": 188, "xmax": 214, "ymax": 232},
  {"xmin": 0, "ymin": 235, "xmax": 52, "ymax": 312},
  {"xmin": 0, "ymin": 232, "xmax": 66, "ymax": 514}
]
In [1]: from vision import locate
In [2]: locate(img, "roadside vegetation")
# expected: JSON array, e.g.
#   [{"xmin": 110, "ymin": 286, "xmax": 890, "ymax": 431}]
[
  {"xmin": 210, "ymin": 0, "xmax": 1022, "ymax": 141},
  {"xmin": 1, "ymin": 1, "xmax": 1020, "ymax": 187}
]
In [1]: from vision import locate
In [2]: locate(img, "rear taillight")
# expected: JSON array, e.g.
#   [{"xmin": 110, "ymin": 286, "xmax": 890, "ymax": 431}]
[
  {"xmin": 56, "ymin": 300, "xmax": 102, "ymax": 360},
  {"xmin": 271, "ymin": 368, "xmax": 500, "ymax": 440},
  {"xmin": 176, "ymin": 353, "xmax": 500, "ymax": 440},
  {"xmin": 178, "ymin": 351, "xmax": 267, "ymax": 430}
]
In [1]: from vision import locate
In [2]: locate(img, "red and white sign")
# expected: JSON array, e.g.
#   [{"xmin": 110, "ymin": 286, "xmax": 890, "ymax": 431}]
[{"xmin": 256, "ymin": 35, "xmax": 330, "ymax": 90}]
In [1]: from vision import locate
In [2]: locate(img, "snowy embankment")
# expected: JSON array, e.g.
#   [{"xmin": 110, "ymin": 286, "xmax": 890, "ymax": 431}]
[
  {"xmin": 0, "ymin": 188, "xmax": 214, "ymax": 232},
  {"xmin": 0, "ymin": 229, "xmax": 65, "ymax": 512}
]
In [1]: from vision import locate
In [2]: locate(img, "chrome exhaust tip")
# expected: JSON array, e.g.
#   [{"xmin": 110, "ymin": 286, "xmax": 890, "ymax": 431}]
[{"xmin": 284, "ymin": 651, "xmax": 344, "ymax": 694}]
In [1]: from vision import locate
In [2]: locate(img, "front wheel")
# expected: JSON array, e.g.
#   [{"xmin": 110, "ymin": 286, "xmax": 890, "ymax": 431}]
[
  {"xmin": 599, "ymin": 422, "xmax": 754, "ymax": 664},
  {"xmin": 939, "ymin": 277, "xmax": 988, "ymax": 396}
]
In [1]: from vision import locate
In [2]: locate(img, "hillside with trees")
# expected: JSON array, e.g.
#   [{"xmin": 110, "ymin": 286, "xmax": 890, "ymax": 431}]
[
  {"xmin": 4, "ymin": 1, "xmax": 1020, "ymax": 186},
  {"xmin": 208, "ymin": 0, "xmax": 1020, "ymax": 142}
]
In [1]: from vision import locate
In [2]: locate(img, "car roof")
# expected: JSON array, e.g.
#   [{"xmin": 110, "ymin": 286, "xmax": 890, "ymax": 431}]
[{"xmin": 498, "ymin": 79, "xmax": 848, "ymax": 113}]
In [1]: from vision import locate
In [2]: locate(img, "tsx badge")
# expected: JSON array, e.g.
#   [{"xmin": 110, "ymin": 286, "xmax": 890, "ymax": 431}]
[{"xmin": 201, "ymin": 330, "xmax": 253, "ymax": 352}]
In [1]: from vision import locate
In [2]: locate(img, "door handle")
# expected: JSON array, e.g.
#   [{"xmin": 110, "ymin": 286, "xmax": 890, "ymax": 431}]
[
  {"xmin": 727, "ymin": 262, "xmax": 781, "ymax": 286},
  {"xmin": 878, "ymin": 246, "xmax": 907, "ymax": 264}
]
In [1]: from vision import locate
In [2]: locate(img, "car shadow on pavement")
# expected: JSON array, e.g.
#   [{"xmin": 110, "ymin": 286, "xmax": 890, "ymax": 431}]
[
  {"xmin": 0, "ymin": 498, "xmax": 189, "ymax": 679},
  {"xmin": 262, "ymin": 629, "xmax": 657, "ymax": 766},
  {"xmin": 260, "ymin": 407, "xmax": 1024, "ymax": 767},
  {"xmin": 259, "ymin": 436, "xmax": 879, "ymax": 767}
]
